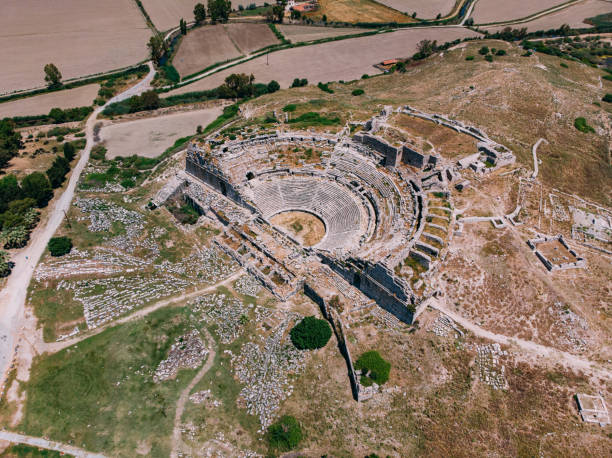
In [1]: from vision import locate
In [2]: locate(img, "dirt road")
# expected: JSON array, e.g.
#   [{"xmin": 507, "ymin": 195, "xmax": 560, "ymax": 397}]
[
  {"xmin": 170, "ymin": 328, "xmax": 217, "ymax": 458},
  {"xmin": 0, "ymin": 431, "xmax": 105, "ymax": 458},
  {"xmin": 427, "ymin": 297, "xmax": 612, "ymax": 380},
  {"xmin": 0, "ymin": 62, "xmax": 155, "ymax": 393}
]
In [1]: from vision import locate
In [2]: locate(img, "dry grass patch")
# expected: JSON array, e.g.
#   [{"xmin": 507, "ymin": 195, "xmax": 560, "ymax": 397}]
[
  {"xmin": 375, "ymin": 0, "xmax": 456, "ymax": 18},
  {"xmin": 309, "ymin": 0, "xmax": 418, "ymax": 23},
  {"xmin": 270, "ymin": 211, "xmax": 326, "ymax": 246}
]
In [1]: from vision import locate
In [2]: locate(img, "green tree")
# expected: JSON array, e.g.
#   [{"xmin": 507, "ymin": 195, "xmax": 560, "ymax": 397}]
[
  {"xmin": 0, "ymin": 198, "xmax": 37, "ymax": 230},
  {"xmin": 147, "ymin": 33, "xmax": 168, "ymax": 65},
  {"xmin": 355, "ymin": 350, "xmax": 391, "ymax": 386},
  {"xmin": 272, "ymin": 0, "xmax": 286, "ymax": 23},
  {"xmin": 218, "ymin": 73, "xmax": 255, "ymax": 98},
  {"xmin": 180, "ymin": 18, "xmax": 187, "ymax": 35},
  {"xmin": 479, "ymin": 46, "xmax": 490, "ymax": 55},
  {"xmin": 267, "ymin": 80, "xmax": 280, "ymax": 93},
  {"xmin": 0, "ymin": 119, "xmax": 23, "ymax": 170},
  {"xmin": 44, "ymin": 63, "xmax": 62, "ymax": 87},
  {"xmin": 289, "ymin": 316, "xmax": 332, "ymax": 350},
  {"xmin": 0, "ymin": 250, "xmax": 12, "ymax": 277},
  {"xmin": 208, "ymin": 0, "xmax": 231, "ymax": 23},
  {"xmin": 2, "ymin": 226, "xmax": 29, "ymax": 249},
  {"xmin": 63, "ymin": 142, "xmax": 76, "ymax": 161},
  {"xmin": 21, "ymin": 172, "xmax": 53, "ymax": 207},
  {"xmin": 194, "ymin": 2, "xmax": 207, "ymax": 23},
  {"xmin": 267, "ymin": 415, "xmax": 303, "ymax": 451},
  {"xmin": 140, "ymin": 90, "xmax": 161, "ymax": 110},
  {"xmin": 48, "ymin": 236, "xmax": 73, "ymax": 257},
  {"xmin": 414, "ymin": 39, "xmax": 438, "ymax": 59},
  {"xmin": 603, "ymin": 93, "xmax": 612, "ymax": 103},
  {"xmin": 46, "ymin": 156, "xmax": 70, "ymax": 188},
  {"xmin": 0, "ymin": 174, "xmax": 23, "ymax": 213}
]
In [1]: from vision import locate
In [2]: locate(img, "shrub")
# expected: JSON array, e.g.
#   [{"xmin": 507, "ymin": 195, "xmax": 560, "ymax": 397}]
[
  {"xmin": 495, "ymin": 49, "xmax": 507, "ymax": 56},
  {"xmin": 317, "ymin": 82, "xmax": 334, "ymax": 94},
  {"xmin": 290, "ymin": 78, "xmax": 308, "ymax": 88},
  {"xmin": 351, "ymin": 89, "xmax": 365, "ymax": 96},
  {"xmin": 485, "ymin": 54, "xmax": 493, "ymax": 62},
  {"xmin": 479, "ymin": 46, "xmax": 489, "ymax": 55},
  {"xmin": 465, "ymin": 55, "xmax": 475, "ymax": 61},
  {"xmin": 560, "ymin": 62, "xmax": 568, "ymax": 68},
  {"xmin": 574, "ymin": 117, "xmax": 595, "ymax": 133},
  {"xmin": 267, "ymin": 415, "xmax": 303, "ymax": 451},
  {"xmin": 0, "ymin": 250, "xmax": 12, "ymax": 277},
  {"xmin": 267, "ymin": 80, "xmax": 280, "ymax": 93},
  {"xmin": 355, "ymin": 350, "xmax": 391, "ymax": 386},
  {"xmin": 48, "ymin": 236, "xmax": 72, "ymax": 256},
  {"xmin": 91, "ymin": 145, "xmax": 107, "ymax": 161},
  {"xmin": 282, "ymin": 104, "xmax": 297, "ymax": 112},
  {"xmin": 603, "ymin": 93, "xmax": 612, "ymax": 103},
  {"xmin": 361, "ymin": 74, "xmax": 370, "ymax": 79},
  {"xmin": 289, "ymin": 316, "xmax": 332, "ymax": 350},
  {"xmin": 63, "ymin": 142, "xmax": 76, "ymax": 161}
]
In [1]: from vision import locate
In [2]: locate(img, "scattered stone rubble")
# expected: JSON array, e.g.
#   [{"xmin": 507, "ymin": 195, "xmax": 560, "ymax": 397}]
[
  {"xmin": 234, "ymin": 275, "xmax": 262, "ymax": 297},
  {"xmin": 474, "ymin": 343, "xmax": 508, "ymax": 390},
  {"xmin": 189, "ymin": 389, "xmax": 220, "ymax": 407},
  {"xmin": 191, "ymin": 293, "xmax": 251, "ymax": 344},
  {"xmin": 154, "ymin": 330, "xmax": 209, "ymax": 382},
  {"xmin": 429, "ymin": 314, "xmax": 464, "ymax": 338},
  {"xmin": 230, "ymin": 316, "xmax": 305, "ymax": 431}
]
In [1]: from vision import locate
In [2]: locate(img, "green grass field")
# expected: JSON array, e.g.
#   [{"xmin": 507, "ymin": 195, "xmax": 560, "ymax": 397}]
[{"xmin": 21, "ymin": 307, "xmax": 202, "ymax": 457}]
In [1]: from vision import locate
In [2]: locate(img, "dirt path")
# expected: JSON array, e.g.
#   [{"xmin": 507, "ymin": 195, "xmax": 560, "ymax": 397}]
[
  {"xmin": 531, "ymin": 138, "xmax": 547, "ymax": 179},
  {"xmin": 0, "ymin": 62, "xmax": 155, "ymax": 392},
  {"xmin": 38, "ymin": 269, "xmax": 243, "ymax": 355},
  {"xmin": 0, "ymin": 431, "xmax": 106, "ymax": 458},
  {"xmin": 427, "ymin": 297, "xmax": 612, "ymax": 380},
  {"xmin": 170, "ymin": 328, "xmax": 217, "ymax": 458}
]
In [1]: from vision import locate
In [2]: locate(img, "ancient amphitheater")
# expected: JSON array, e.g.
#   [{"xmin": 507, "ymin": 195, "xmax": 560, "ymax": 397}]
[{"xmin": 155, "ymin": 105, "xmax": 515, "ymax": 400}]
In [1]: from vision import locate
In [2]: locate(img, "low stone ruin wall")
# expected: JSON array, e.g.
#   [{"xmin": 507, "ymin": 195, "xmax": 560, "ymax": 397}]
[{"xmin": 303, "ymin": 283, "xmax": 360, "ymax": 401}]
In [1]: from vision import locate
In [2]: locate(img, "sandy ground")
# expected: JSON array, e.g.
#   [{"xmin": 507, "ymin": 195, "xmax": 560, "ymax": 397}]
[
  {"xmin": 278, "ymin": 25, "xmax": 371, "ymax": 42},
  {"xmin": 0, "ymin": 0, "xmax": 150, "ymax": 94},
  {"xmin": 101, "ymin": 107, "xmax": 223, "ymax": 159},
  {"xmin": 173, "ymin": 25, "xmax": 242, "ymax": 77},
  {"xmin": 482, "ymin": 0, "xmax": 612, "ymax": 31},
  {"xmin": 375, "ymin": 0, "xmax": 456, "ymax": 18},
  {"xmin": 0, "ymin": 84, "xmax": 99, "ymax": 118},
  {"xmin": 270, "ymin": 211, "xmax": 326, "ymax": 246},
  {"xmin": 167, "ymin": 27, "xmax": 479, "ymax": 93},
  {"xmin": 470, "ymin": 0, "xmax": 568, "ymax": 24}
]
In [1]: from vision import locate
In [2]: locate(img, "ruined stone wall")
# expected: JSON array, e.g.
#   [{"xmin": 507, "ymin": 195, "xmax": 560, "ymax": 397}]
[
  {"xmin": 320, "ymin": 256, "xmax": 415, "ymax": 324},
  {"xmin": 402, "ymin": 145, "xmax": 428, "ymax": 169},
  {"xmin": 303, "ymin": 283, "xmax": 360, "ymax": 401}
]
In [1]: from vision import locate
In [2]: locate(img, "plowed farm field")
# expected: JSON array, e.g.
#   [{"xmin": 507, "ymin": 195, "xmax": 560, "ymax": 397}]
[
  {"xmin": 375, "ymin": 0, "xmax": 456, "ymax": 19},
  {"xmin": 470, "ymin": 0, "xmax": 570, "ymax": 24},
  {"xmin": 173, "ymin": 23, "xmax": 279, "ymax": 78},
  {"xmin": 0, "ymin": 0, "xmax": 150, "ymax": 94},
  {"xmin": 167, "ymin": 27, "xmax": 478, "ymax": 93}
]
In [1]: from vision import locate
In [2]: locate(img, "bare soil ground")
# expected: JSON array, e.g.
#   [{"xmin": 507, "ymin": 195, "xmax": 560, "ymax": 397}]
[
  {"xmin": 139, "ymin": 0, "xmax": 202, "ymax": 31},
  {"xmin": 270, "ymin": 211, "xmax": 326, "ymax": 246},
  {"xmin": 0, "ymin": 0, "xmax": 150, "ymax": 94},
  {"xmin": 167, "ymin": 27, "xmax": 478, "ymax": 93},
  {"xmin": 101, "ymin": 107, "xmax": 222, "ymax": 159},
  {"xmin": 309, "ymin": 0, "xmax": 418, "ymax": 23},
  {"xmin": 375, "ymin": 0, "xmax": 456, "ymax": 18},
  {"xmin": 470, "ymin": 0, "xmax": 568, "ymax": 24},
  {"xmin": 173, "ymin": 25, "xmax": 242, "ymax": 78},
  {"xmin": 278, "ymin": 25, "xmax": 371, "ymax": 43},
  {"xmin": 225, "ymin": 23, "xmax": 279, "ymax": 54},
  {"xmin": 0, "ymin": 84, "xmax": 99, "ymax": 118},
  {"xmin": 389, "ymin": 113, "xmax": 478, "ymax": 159},
  {"xmin": 481, "ymin": 0, "xmax": 612, "ymax": 31}
]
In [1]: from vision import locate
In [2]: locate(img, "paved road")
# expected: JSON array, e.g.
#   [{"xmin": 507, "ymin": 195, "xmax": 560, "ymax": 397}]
[
  {"xmin": 0, "ymin": 431, "xmax": 106, "ymax": 458},
  {"xmin": 0, "ymin": 62, "xmax": 156, "ymax": 393},
  {"xmin": 170, "ymin": 328, "xmax": 216, "ymax": 458}
]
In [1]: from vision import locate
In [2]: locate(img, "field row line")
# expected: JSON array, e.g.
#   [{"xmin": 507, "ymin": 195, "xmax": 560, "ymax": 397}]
[{"xmin": 473, "ymin": 0, "xmax": 585, "ymax": 27}]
